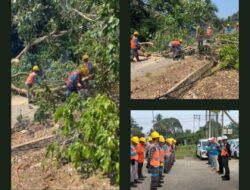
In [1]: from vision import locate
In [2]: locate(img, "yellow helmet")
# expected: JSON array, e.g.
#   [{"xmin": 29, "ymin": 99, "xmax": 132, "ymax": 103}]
[
  {"xmin": 148, "ymin": 137, "xmax": 152, "ymax": 142},
  {"xmin": 32, "ymin": 65, "xmax": 39, "ymax": 71},
  {"xmin": 82, "ymin": 54, "xmax": 89, "ymax": 61},
  {"xmin": 166, "ymin": 138, "xmax": 172, "ymax": 144},
  {"xmin": 79, "ymin": 67, "xmax": 89, "ymax": 76},
  {"xmin": 208, "ymin": 26, "xmax": 211, "ymax": 29},
  {"xmin": 236, "ymin": 22, "xmax": 239, "ymax": 26},
  {"xmin": 140, "ymin": 137, "xmax": 146, "ymax": 143},
  {"xmin": 227, "ymin": 24, "xmax": 230, "ymax": 27},
  {"xmin": 134, "ymin": 31, "xmax": 139, "ymax": 36},
  {"xmin": 179, "ymin": 39, "xmax": 183, "ymax": 43},
  {"xmin": 131, "ymin": 136, "xmax": 139, "ymax": 144},
  {"xmin": 151, "ymin": 131, "xmax": 160, "ymax": 139},
  {"xmin": 159, "ymin": 136, "xmax": 165, "ymax": 143}
]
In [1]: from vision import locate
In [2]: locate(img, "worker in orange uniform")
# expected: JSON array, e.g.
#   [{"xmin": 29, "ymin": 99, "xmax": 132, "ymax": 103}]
[
  {"xmin": 206, "ymin": 25, "xmax": 213, "ymax": 40},
  {"xmin": 137, "ymin": 137, "xmax": 146, "ymax": 180},
  {"xmin": 221, "ymin": 136, "xmax": 231, "ymax": 181},
  {"xmin": 158, "ymin": 136, "xmax": 165, "ymax": 183},
  {"xmin": 169, "ymin": 39, "xmax": 183, "ymax": 60},
  {"xmin": 147, "ymin": 131, "xmax": 161, "ymax": 190},
  {"xmin": 164, "ymin": 138, "xmax": 172, "ymax": 173},
  {"xmin": 131, "ymin": 31, "xmax": 141, "ymax": 62},
  {"xmin": 25, "ymin": 65, "xmax": 41, "ymax": 103},
  {"xmin": 146, "ymin": 137, "xmax": 153, "ymax": 173},
  {"xmin": 131, "ymin": 136, "xmax": 141, "ymax": 187}
]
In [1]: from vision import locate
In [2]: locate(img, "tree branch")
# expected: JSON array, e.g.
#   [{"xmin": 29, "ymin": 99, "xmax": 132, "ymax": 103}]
[
  {"xmin": 71, "ymin": 8, "xmax": 93, "ymax": 22},
  {"xmin": 223, "ymin": 111, "xmax": 238, "ymax": 126},
  {"xmin": 12, "ymin": 72, "xmax": 29, "ymax": 78}
]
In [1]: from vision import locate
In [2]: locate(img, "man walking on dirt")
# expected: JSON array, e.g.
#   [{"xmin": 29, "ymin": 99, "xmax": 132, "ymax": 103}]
[
  {"xmin": 137, "ymin": 137, "xmax": 146, "ymax": 180},
  {"xmin": 147, "ymin": 131, "xmax": 161, "ymax": 190},
  {"xmin": 221, "ymin": 136, "xmax": 231, "ymax": 181},
  {"xmin": 131, "ymin": 31, "xmax": 141, "ymax": 62},
  {"xmin": 196, "ymin": 25, "xmax": 204, "ymax": 49},
  {"xmin": 25, "ymin": 65, "xmax": 41, "ymax": 103},
  {"xmin": 131, "ymin": 136, "xmax": 141, "ymax": 187}
]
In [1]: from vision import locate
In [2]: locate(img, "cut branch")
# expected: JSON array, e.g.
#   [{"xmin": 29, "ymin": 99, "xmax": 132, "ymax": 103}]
[
  {"xmin": 12, "ymin": 72, "xmax": 29, "ymax": 78},
  {"xmin": 71, "ymin": 8, "xmax": 93, "ymax": 21},
  {"xmin": 14, "ymin": 30, "xmax": 68, "ymax": 61}
]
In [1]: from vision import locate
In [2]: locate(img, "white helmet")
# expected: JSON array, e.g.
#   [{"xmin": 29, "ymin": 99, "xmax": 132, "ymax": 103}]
[
  {"xmin": 208, "ymin": 137, "xmax": 212, "ymax": 141},
  {"xmin": 217, "ymin": 136, "xmax": 222, "ymax": 141},
  {"xmin": 222, "ymin": 135, "xmax": 228, "ymax": 140}
]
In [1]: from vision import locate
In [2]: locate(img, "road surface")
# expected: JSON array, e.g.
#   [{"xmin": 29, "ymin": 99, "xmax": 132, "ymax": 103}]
[
  {"xmin": 132, "ymin": 157, "xmax": 239, "ymax": 190},
  {"xmin": 11, "ymin": 95, "xmax": 37, "ymax": 128}
]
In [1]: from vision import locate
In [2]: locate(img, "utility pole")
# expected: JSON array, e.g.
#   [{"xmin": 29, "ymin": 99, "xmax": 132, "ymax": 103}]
[
  {"xmin": 208, "ymin": 111, "xmax": 211, "ymax": 138},
  {"xmin": 205, "ymin": 110, "xmax": 208, "ymax": 138},
  {"xmin": 221, "ymin": 111, "xmax": 224, "ymax": 136},
  {"xmin": 152, "ymin": 110, "xmax": 155, "ymax": 125},
  {"xmin": 194, "ymin": 114, "xmax": 201, "ymax": 133}
]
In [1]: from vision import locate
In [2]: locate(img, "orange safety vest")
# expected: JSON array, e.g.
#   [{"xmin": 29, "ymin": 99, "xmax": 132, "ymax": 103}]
[
  {"xmin": 166, "ymin": 146, "xmax": 171, "ymax": 156},
  {"xmin": 172, "ymin": 40, "xmax": 180, "ymax": 47},
  {"xmin": 160, "ymin": 147, "xmax": 164, "ymax": 163},
  {"xmin": 137, "ymin": 143, "xmax": 145, "ymax": 163},
  {"xmin": 149, "ymin": 144, "xmax": 160, "ymax": 167},
  {"xmin": 25, "ymin": 72, "xmax": 37, "ymax": 85},
  {"xmin": 221, "ymin": 144, "xmax": 229, "ymax": 157},
  {"xmin": 207, "ymin": 28, "xmax": 212, "ymax": 37},
  {"xmin": 131, "ymin": 145, "xmax": 138, "ymax": 160},
  {"xmin": 131, "ymin": 36, "xmax": 137, "ymax": 49}
]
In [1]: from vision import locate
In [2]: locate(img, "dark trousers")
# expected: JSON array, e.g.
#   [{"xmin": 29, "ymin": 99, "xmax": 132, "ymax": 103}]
[
  {"xmin": 222, "ymin": 157, "xmax": 230, "ymax": 177},
  {"xmin": 138, "ymin": 162, "xmax": 143, "ymax": 178},
  {"xmin": 150, "ymin": 166, "xmax": 159, "ymax": 190},
  {"xmin": 218, "ymin": 155, "xmax": 223, "ymax": 172}
]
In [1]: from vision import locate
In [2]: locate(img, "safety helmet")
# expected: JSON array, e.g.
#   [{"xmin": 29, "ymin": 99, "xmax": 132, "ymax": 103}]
[
  {"xmin": 217, "ymin": 136, "xmax": 222, "ymax": 141},
  {"xmin": 227, "ymin": 24, "xmax": 230, "ymax": 27},
  {"xmin": 32, "ymin": 65, "xmax": 39, "ymax": 71},
  {"xmin": 166, "ymin": 138, "xmax": 172, "ymax": 144},
  {"xmin": 208, "ymin": 26, "xmax": 211, "ymax": 29},
  {"xmin": 140, "ymin": 137, "xmax": 146, "ymax": 143},
  {"xmin": 131, "ymin": 136, "xmax": 139, "ymax": 144},
  {"xmin": 236, "ymin": 22, "xmax": 239, "ymax": 26},
  {"xmin": 148, "ymin": 137, "xmax": 152, "ymax": 142},
  {"xmin": 179, "ymin": 39, "xmax": 183, "ymax": 43},
  {"xmin": 151, "ymin": 131, "xmax": 160, "ymax": 139},
  {"xmin": 159, "ymin": 135, "xmax": 165, "ymax": 143},
  {"xmin": 222, "ymin": 135, "xmax": 228, "ymax": 140},
  {"xmin": 134, "ymin": 31, "xmax": 139, "ymax": 36},
  {"xmin": 82, "ymin": 54, "xmax": 89, "ymax": 61},
  {"xmin": 79, "ymin": 67, "xmax": 88, "ymax": 76}
]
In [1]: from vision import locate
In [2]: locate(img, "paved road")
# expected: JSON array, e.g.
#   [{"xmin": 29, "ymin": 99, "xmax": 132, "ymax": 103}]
[
  {"xmin": 132, "ymin": 157, "xmax": 239, "ymax": 190},
  {"xmin": 11, "ymin": 95, "xmax": 37, "ymax": 128},
  {"xmin": 131, "ymin": 56, "xmax": 175, "ymax": 80}
]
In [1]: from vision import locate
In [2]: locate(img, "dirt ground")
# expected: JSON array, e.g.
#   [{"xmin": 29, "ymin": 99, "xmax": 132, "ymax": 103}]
[
  {"xmin": 132, "ymin": 157, "xmax": 239, "ymax": 190},
  {"xmin": 181, "ymin": 69, "xmax": 239, "ymax": 99},
  {"xmin": 11, "ymin": 95, "xmax": 118, "ymax": 190},
  {"xmin": 131, "ymin": 56, "xmax": 208, "ymax": 99},
  {"xmin": 12, "ymin": 148, "xmax": 118, "ymax": 190}
]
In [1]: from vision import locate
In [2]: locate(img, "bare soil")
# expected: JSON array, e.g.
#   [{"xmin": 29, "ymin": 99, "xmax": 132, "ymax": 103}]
[
  {"xmin": 12, "ymin": 148, "xmax": 118, "ymax": 190},
  {"xmin": 131, "ymin": 56, "xmax": 208, "ymax": 99},
  {"xmin": 182, "ymin": 69, "xmax": 239, "ymax": 99}
]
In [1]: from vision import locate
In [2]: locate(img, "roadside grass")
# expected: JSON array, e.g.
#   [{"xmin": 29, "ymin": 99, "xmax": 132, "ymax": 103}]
[{"xmin": 176, "ymin": 144, "xmax": 196, "ymax": 160}]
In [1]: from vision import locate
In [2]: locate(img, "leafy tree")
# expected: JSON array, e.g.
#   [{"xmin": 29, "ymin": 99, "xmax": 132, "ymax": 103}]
[{"xmin": 131, "ymin": 117, "xmax": 143, "ymax": 136}]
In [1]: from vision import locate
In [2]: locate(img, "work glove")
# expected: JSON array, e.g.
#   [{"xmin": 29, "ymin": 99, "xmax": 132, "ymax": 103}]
[{"xmin": 131, "ymin": 159, "xmax": 135, "ymax": 165}]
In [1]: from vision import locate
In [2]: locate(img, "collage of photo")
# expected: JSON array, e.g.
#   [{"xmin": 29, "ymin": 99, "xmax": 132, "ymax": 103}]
[{"xmin": 9, "ymin": 0, "xmax": 239, "ymax": 190}]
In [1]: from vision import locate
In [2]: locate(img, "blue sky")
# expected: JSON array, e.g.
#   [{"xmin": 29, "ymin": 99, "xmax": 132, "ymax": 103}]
[
  {"xmin": 131, "ymin": 110, "xmax": 239, "ymax": 133},
  {"xmin": 212, "ymin": 0, "xmax": 239, "ymax": 19}
]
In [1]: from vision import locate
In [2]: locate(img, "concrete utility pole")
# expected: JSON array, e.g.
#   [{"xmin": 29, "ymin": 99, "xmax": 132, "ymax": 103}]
[
  {"xmin": 221, "ymin": 111, "xmax": 224, "ymax": 136},
  {"xmin": 152, "ymin": 110, "xmax": 155, "ymax": 124},
  {"xmin": 193, "ymin": 114, "xmax": 200, "ymax": 133},
  {"xmin": 208, "ymin": 111, "xmax": 211, "ymax": 138}
]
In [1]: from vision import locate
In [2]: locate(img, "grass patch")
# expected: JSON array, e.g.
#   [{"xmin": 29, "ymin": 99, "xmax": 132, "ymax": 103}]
[{"xmin": 176, "ymin": 144, "xmax": 196, "ymax": 160}]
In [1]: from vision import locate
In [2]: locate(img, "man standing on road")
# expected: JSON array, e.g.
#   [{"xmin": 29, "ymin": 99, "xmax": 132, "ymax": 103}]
[
  {"xmin": 131, "ymin": 136, "xmax": 141, "ymax": 187},
  {"xmin": 137, "ymin": 137, "xmax": 146, "ymax": 180},
  {"xmin": 221, "ymin": 135, "xmax": 232, "ymax": 181},
  {"xmin": 209, "ymin": 137, "xmax": 219, "ymax": 171},
  {"xmin": 147, "ymin": 131, "xmax": 161, "ymax": 190},
  {"xmin": 146, "ymin": 137, "xmax": 153, "ymax": 173},
  {"xmin": 206, "ymin": 138, "xmax": 212, "ymax": 165},
  {"xmin": 164, "ymin": 138, "xmax": 172, "ymax": 173},
  {"xmin": 159, "ymin": 136, "xmax": 165, "ymax": 184},
  {"xmin": 131, "ymin": 31, "xmax": 141, "ymax": 62},
  {"xmin": 216, "ymin": 137, "xmax": 224, "ymax": 174}
]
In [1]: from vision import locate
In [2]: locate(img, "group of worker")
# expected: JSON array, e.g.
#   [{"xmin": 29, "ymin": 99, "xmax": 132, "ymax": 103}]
[
  {"xmin": 205, "ymin": 135, "xmax": 231, "ymax": 181},
  {"xmin": 131, "ymin": 21, "xmax": 239, "ymax": 61},
  {"xmin": 131, "ymin": 131, "xmax": 177, "ymax": 190},
  {"xmin": 25, "ymin": 54, "xmax": 95, "ymax": 103}
]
